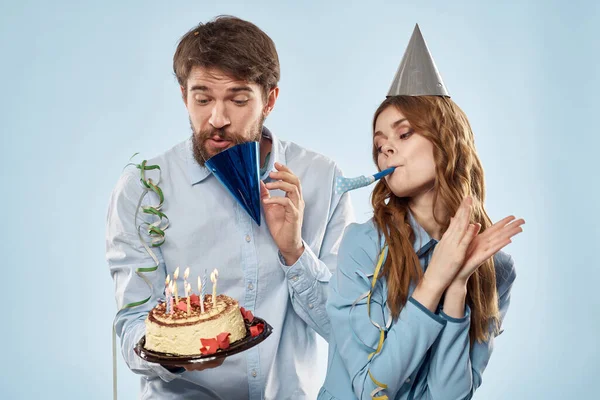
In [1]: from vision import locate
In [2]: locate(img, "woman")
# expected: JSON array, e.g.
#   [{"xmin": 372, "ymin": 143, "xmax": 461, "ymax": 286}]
[{"xmin": 318, "ymin": 95, "xmax": 525, "ymax": 400}]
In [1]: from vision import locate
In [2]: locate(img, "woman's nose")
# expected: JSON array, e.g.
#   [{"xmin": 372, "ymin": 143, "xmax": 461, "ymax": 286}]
[{"xmin": 381, "ymin": 142, "xmax": 396, "ymax": 156}]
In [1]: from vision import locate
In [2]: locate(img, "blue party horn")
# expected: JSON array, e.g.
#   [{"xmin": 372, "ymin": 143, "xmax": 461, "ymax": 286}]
[
  {"xmin": 335, "ymin": 167, "xmax": 396, "ymax": 195},
  {"xmin": 205, "ymin": 141, "xmax": 262, "ymax": 225}
]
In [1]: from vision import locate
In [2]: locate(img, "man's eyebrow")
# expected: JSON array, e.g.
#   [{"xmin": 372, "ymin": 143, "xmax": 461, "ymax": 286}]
[
  {"xmin": 228, "ymin": 86, "xmax": 254, "ymax": 93},
  {"xmin": 188, "ymin": 85, "xmax": 254, "ymax": 93},
  {"xmin": 190, "ymin": 85, "xmax": 209, "ymax": 91}
]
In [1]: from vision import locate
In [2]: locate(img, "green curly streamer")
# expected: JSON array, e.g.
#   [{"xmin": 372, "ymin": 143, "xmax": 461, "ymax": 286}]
[
  {"xmin": 113, "ymin": 154, "xmax": 169, "ymax": 400},
  {"xmin": 122, "ymin": 156, "xmax": 169, "ymax": 308}
]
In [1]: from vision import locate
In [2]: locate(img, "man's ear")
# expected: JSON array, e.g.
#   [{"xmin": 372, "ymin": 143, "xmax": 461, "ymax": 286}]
[
  {"xmin": 263, "ymin": 86, "xmax": 280, "ymax": 117},
  {"xmin": 180, "ymin": 85, "xmax": 187, "ymax": 106}
]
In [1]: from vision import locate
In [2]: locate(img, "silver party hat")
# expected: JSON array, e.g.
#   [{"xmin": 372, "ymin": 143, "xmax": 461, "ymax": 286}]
[{"xmin": 387, "ymin": 24, "xmax": 450, "ymax": 98}]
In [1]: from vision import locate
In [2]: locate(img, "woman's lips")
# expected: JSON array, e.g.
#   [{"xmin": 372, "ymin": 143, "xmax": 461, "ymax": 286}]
[{"xmin": 388, "ymin": 165, "xmax": 402, "ymax": 173}]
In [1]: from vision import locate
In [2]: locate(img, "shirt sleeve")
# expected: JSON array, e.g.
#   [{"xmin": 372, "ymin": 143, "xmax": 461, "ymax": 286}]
[
  {"xmin": 106, "ymin": 170, "xmax": 182, "ymax": 382},
  {"xmin": 279, "ymin": 164, "xmax": 355, "ymax": 340},
  {"xmin": 422, "ymin": 254, "xmax": 517, "ymax": 400},
  {"xmin": 327, "ymin": 223, "xmax": 446, "ymax": 400}
]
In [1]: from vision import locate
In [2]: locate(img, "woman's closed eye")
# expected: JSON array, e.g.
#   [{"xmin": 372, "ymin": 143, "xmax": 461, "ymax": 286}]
[{"xmin": 399, "ymin": 129, "xmax": 414, "ymax": 140}]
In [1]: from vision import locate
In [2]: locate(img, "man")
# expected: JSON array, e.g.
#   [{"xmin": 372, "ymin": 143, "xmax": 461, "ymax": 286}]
[{"xmin": 107, "ymin": 16, "xmax": 354, "ymax": 399}]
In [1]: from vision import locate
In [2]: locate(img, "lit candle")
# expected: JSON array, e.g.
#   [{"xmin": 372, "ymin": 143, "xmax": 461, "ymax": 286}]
[
  {"xmin": 210, "ymin": 268, "xmax": 219, "ymax": 307},
  {"xmin": 197, "ymin": 276, "xmax": 205, "ymax": 313},
  {"xmin": 168, "ymin": 281, "xmax": 174, "ymax": 314},
  {"xmin": 173, "ymin": 267, "xmax": 180, "ymax": 305},
  {"xmin": 183, "ymin": 267, "xmax": 190, "ymax": 301},
  {"xmin": 165, "ymin": 275, "xmax": 171, "ymax": 314},
  {"xmin": 203, "ymin": 269, "xmax": 207, "ymax": 302},
  {"xmin": 185, "ymin": 283, "xmax": 192, "ymax": 316}
]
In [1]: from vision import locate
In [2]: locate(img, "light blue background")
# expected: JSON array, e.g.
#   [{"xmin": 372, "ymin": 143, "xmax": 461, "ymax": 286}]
[{"xmin": 2, "ymin": 1, "xmax": 598, "ymax": 399}]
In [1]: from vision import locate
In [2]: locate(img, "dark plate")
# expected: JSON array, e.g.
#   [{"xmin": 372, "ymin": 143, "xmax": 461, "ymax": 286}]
[{"xmin": 134, "ymin": 316, "xmax": 273, "ymax": 365}]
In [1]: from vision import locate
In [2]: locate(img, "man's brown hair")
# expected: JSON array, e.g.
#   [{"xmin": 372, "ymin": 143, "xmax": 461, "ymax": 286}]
[{"xmin": 173, "ymin": 15, "xmax": 280, "ymax": 100}]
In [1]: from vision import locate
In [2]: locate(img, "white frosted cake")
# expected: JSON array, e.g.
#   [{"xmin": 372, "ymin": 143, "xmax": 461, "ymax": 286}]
[{"xmin": 144, "ymin": 294, "xmax": 247, "ymax": 356}]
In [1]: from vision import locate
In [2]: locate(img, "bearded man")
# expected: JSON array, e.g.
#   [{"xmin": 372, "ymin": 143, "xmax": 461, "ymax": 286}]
[{"xmin": 106, "ymin": 15, "xmax": 354, "ymax": 400}]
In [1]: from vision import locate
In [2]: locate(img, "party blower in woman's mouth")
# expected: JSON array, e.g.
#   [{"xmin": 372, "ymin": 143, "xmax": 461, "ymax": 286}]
[{"xmin": 335, "ymin": 167, "xmax": 396, "ymax": 195}]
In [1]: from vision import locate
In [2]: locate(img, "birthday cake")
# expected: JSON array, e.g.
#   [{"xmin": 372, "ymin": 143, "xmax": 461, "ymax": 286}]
[{"xmin": 144, "ymin": 294, "xmax": 247, "ymax": 356}]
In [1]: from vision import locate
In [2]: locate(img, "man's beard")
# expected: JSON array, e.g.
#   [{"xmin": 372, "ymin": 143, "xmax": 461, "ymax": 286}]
[{"xmin": 191, "ymin": 116, "xmax": 264, "ymax": 167}]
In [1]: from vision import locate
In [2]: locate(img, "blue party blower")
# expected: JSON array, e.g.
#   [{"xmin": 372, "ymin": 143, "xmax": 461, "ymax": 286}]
[
  {"xmin": 205, "ymin": 141, "xmax": 262, "ymax": 225},
  {"xmin": 335, "ymin": 167, "xmax": 396, "ymax": 195}
]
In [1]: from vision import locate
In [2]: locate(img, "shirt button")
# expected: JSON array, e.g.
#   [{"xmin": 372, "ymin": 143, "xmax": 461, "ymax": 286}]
[
  {"xmin": 308, "ymin": 303, "xmax": 314, "ymax": 309},
  {"xmin": 248, "ymin": 283, "xmax": 254, "ymax": 290},
  {"xmin": 406, "ymin": 378, "xmax": 411, "ymax": 383},
  {"xmin": 251, "ymin": 370, "xmax": 257, "ymax": 377},
  {"xmin": 245, "ymin": 235, "xmax": 251, "ymax": 243},
  {"xmin": 292, "ymin": 275, "xmax": 298, "ymax": 282}
]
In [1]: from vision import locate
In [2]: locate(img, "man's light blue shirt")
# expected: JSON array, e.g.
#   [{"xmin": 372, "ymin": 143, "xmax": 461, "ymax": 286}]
[{"xmin": 107, "ymin": 127, "xmax": 354, "ymax": 399}]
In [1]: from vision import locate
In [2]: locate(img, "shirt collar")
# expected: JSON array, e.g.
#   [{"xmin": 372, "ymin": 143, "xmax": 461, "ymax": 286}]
[
  {"xmin": 186, "ymin": 126, "xmax": 285, "ymax": 186},
  {"xmin": 258, "ymin": 126, "xmax": 286, "ymax": 181},
  {"xmin": 407, "ymin": 211, "xmax": 438, "ymax": 257}
]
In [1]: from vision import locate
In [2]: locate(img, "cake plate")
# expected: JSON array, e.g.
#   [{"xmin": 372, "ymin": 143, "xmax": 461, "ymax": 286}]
[{"xmin": 134, "ymin": 316, "xmax": 273, "ymax": 366}]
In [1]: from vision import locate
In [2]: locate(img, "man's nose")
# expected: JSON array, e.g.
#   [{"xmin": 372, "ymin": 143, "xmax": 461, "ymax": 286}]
[{"xmin": 209, "ymin": 102, "xmax": 231, "ymax": 129}]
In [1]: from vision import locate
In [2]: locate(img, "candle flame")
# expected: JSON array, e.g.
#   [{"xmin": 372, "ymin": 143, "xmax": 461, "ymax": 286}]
[
  {"xmin": 173, "ymin": 266, "xmax": 180, "ymax": 280},
  {"xmin": 184, "ymin": 267, "xmax": 190, "ymax": 280},
  {"xmin": 165, "ymin": 275, "xmax": 170, "ymax": 285},
  {"xmin": 213, "ymin": 268, "xmax": 219, "ymax": 279},
  {"xmin": 210, "ymin": 271, "xmax": 216, "ymax": 284}
]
